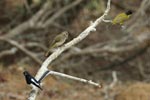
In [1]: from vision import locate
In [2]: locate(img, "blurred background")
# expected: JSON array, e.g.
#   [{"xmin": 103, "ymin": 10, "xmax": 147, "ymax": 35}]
[{"xmin": 0, "ymin": 0, "xmax": 150, "ymax": 100}]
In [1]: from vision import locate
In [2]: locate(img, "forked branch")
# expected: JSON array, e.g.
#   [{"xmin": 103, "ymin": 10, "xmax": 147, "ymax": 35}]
[{"xmin": 28, "ymin": 0, "xmax": 111, "ymax": 100}]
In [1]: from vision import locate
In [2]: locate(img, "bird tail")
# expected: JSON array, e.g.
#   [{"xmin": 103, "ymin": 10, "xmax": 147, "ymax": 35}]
[
  {"xmin": 39, "ymin": 86, "xmax": 43, "ymax": 90},
  {"xmin": 45, "ymin": 44, "xmax": 56, "ymax": 57}
]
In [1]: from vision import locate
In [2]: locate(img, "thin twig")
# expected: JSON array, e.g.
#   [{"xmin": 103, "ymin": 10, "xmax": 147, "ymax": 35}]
[
  {"xmin": 0, "ymin": 48, "xmax": 17, "ymax": 58},
  {"xmin": 0, "ymin": 37, "xmax": 42, "ymax": 65},
  {"xmin": 25, "ymin": 42, "xmax": 48, "ymax": 51},
  {"xmin": 103, "ymin": 71, "xmax": 118, "ymax": 100}
]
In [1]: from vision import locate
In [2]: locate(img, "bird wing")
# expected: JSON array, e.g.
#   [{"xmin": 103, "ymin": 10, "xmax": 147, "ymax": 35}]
[
  {"xmin": 31, "ymin": 78, "xmax": 43, "ymax": 90},
  {"xmin": 51, "ymin": 34, "xmax": 67, "ymax": 47},
  {"xmin": 24, "ymin": 75, "xmax": 32, "ymax": 84}
]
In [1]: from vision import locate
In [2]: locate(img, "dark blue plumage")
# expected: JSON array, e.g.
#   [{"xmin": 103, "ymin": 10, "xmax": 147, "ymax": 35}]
[{"xmin": 23, "ymin": 71, "xmax": 42, "ymax": 90}]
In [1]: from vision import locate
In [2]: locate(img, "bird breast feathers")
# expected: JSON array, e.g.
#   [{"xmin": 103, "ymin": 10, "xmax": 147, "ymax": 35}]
[{"xmin": 113, "ymin": 13, "xmax": 129, "ymax": 23}]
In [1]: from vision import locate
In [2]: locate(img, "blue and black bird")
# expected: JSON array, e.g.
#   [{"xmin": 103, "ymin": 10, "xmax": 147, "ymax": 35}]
[
  {"xmin": 23, "ymin": 70, "xmax": 50, "ymax": 90},
  {"xmin": 23, "ymin": 71, "xmax": 43, "ymax": 90}
]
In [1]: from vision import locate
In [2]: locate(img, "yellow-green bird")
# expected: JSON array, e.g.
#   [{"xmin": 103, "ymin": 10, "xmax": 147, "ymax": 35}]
[
  {"xmin": 112, "ymin": 10, "xmax": 133, "ymax": 25},
  {"xmin": 45, "ymin": 31, "xmax": 69, "ymax": 57}
]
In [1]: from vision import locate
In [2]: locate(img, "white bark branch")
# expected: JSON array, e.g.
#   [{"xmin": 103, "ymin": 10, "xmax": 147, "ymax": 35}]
[
  {"xmin": 28, "ymin": 0, "xmax": 111, "ymax": 100},
  {"xmin": 48, "ymin": 70, "xmax": 101, "ymax": 87}
]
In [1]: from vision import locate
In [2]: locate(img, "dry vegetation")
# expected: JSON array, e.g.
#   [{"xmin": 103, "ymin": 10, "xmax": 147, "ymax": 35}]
[{"xmin": 0, "ymin": 0, "xmax": 150, "ymax": 100}]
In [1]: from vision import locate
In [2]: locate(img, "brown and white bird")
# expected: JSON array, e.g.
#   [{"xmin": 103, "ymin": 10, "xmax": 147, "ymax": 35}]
[{"xmin": 45, "ymin": 31, "xmax": 69, "ymax": 57}]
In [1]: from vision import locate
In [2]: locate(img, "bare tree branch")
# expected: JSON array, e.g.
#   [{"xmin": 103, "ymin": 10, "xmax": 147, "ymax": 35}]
[
  {"xmin": 3, "ymin": 1, "xmax": 52, "ymax": 38},
  {"xmin": 53, "ymin": 36, "xmax": 137, "ymax": 64},
  {"xmin": 3, "ymin": 0, "xmax": 83, "ymax": 38},
  {"xmin": 0, "ymin": 37, "xmax": 42, "ymax": 65},
  {"xmin": 48, "ymin": 70, "xmax": 101, "ymax": 87},
  {"xmin": 127, "ymin": 0, "xmax": 150, "ymax": 32},
  {"xmin": 102, "ymin": 71, "xmax": 118, "ymax": 100},
  {"xmin": 28, "ymin": 0, "xmax": 111, "ymax": 100},
  {"xmin": 41, "ymin": 0, "xmax": 83, "ymax": 27},
  {"xmin": 0, "ymin": 48, "xmax": 17, "ymax": 58},
  {"xmin": 25, "ymin": 42, "xmax": 48, "ymax": 51}
]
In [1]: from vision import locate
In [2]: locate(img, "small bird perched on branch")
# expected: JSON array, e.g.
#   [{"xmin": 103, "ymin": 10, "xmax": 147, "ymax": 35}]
[
  {"xmin": 23, "ymin": 70, "xmax": 50, "ymax": 90},
  {"xmin": 112, "ymin": 10, "xmax": 133, "ymax": 25},
  {"xmin": 23, "ymin": 71, "xmax": 42, "ymax": 90},
  {"xmin": 45, "ymin": 31, "xmax": 69, "ymax": 57}
]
